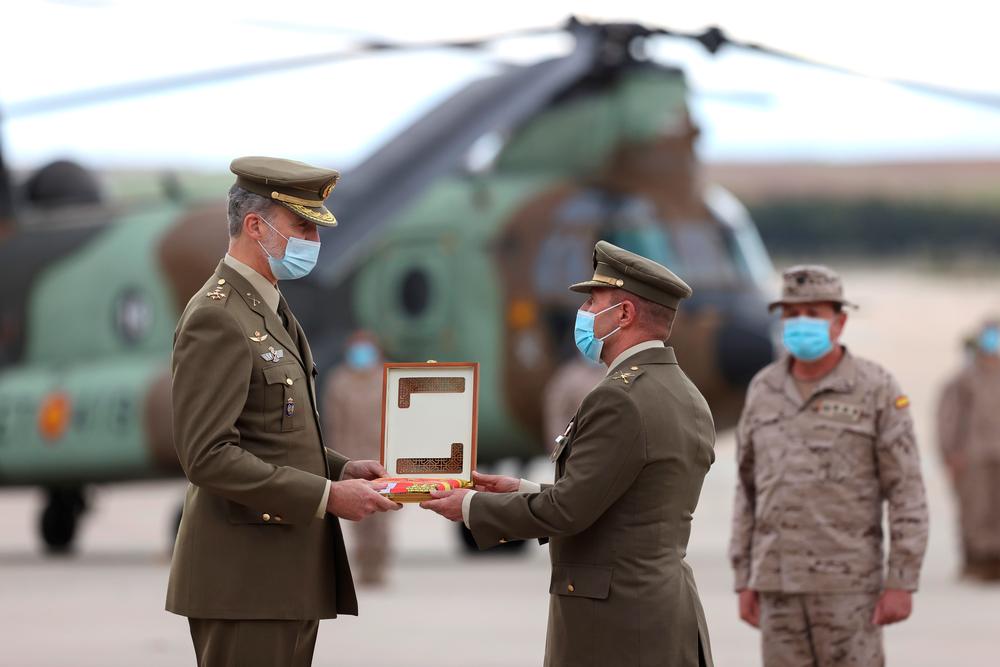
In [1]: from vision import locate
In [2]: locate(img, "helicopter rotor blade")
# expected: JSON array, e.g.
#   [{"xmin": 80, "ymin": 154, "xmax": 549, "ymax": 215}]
[
  {"xmin": 5, "ymin": 26, "xmax": 560, "ymax": 119},
  {"xmin": 310, "ymin": 20, "xmax": 602, "ymax": 285},
  {"xmin": 689, "ymin": 88, "xmax": 774, "ymax": 108},
  {"xmin": 657, "ymin": 25, "xmax": 1000, "ymax": 112}
]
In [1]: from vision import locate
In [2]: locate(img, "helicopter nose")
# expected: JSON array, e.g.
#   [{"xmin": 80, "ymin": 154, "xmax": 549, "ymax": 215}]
[{"xmin": 716, "ymin": 315, "xmax": 776, "ymax": 388}]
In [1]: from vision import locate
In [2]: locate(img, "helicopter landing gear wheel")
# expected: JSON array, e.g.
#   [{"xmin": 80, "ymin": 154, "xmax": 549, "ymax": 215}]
[{"xmin": 40, "ymin": 487, "xmax": 87, "ymax": 554}]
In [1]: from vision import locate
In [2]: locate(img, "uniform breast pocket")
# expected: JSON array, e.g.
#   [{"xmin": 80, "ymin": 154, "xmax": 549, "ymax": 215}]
[
  {"xmin": 833, "ymin": 424, "xmax": 877, "ymax": 479},
  {"xmin": 750, "ymin": 414, "xmax": 786, "ymax": 480},
  {"xmin": 262, "ymin": 363, "xmax": 306, "ymax": 433}
]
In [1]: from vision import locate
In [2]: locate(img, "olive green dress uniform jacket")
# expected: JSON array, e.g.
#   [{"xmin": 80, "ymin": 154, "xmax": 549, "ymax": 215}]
[
  {"xmin": 469, "ymin": 347, "xmax": 716, "ymax": 667},
  {"xmin": 166, "ymin": 260, "xmax": 357, "ymax": 620}
]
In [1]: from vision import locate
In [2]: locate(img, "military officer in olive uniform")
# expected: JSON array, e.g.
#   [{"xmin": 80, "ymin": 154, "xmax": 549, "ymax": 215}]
[
  {"xmin": 422, "ymin": 241, "xmax": 717, "ymax": 667},
  {"xmin": 729, "ymin": 265, "xmax": 929, "ymax": 667},
  {"xmin": 166, "ymin": 157, "xmax": 400, "ymax": 667}
]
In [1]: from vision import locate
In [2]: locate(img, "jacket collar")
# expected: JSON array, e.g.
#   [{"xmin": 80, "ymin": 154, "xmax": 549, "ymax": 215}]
[
  {"xmin": 608, "ymin": 345, "xmax": 678, "ymax": 375},
  {"xmin": 762, "ymin": 345, "xmax": 858, "ymax": 406},
  {"xmin": 215, "ymin": 260, "xmax": 303, "ymax": 366},
  {"xmin": 222, "ymin": 253, "xmax": 279, "ymax": 313}
]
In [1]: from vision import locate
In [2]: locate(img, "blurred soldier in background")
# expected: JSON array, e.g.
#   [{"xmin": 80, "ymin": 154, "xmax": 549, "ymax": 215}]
[
  {"xmin": 542, "ymin": 337, "xmax": 604, "ymax": 455},
  {"xmin": 322, "ymin": 331, "xmax": 393, "ymax": 586},
  {"xmin": 729, "ymin": 265, "xmax": 929, "ymax": 667},
  {"xmin": 937, "ymin": 318, "xmax": 1000, "ymax": 581}
]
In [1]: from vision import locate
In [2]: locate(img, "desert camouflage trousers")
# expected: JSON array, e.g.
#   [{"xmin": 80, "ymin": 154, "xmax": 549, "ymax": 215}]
[
  {"xmin": 956, "ymin": 460, "xmax": 1000, "ymax": 557},
  {"xmin": 347, "ymin": 510, "xmax": 393, "ymax": 585},
  {"xmin": 759, "ymin": 592, "xmax": 883, "ymax": 667}
]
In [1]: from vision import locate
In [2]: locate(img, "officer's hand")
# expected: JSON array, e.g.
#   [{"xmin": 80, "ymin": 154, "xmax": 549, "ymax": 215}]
[
  {"xmin": 420, "ymin": 488, "xmax": 471, "ymax": 522},
  {"xmin": 872, "ymin": 589, "xmax": 912, "ymax": 625},
  {"xmin": 327, "ymin": 479, "xmax": 401, "ymax": 521},
  {"xmin": 343, "ymin": 459, "xmax": 389, "ymax": 481},
  {"xmin": 738, "ymin": 589, "xmax": 760, "ymax": 628},
  {"xmin": 472, "ymin": 471, "xmax": 520, "ymax": 493}
]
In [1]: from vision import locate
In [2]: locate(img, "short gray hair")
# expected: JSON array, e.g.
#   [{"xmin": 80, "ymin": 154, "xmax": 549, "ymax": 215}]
[{"xmin": 226, "ymin": 185, "xmax": 274, "ymax": 238}]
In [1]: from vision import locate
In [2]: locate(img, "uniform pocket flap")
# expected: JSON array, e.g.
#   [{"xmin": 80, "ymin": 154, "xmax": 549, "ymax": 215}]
[
  {"xmin": 550, "ymin": 564, "xmax": 613, "ymax": 599},
  {"xmin": 262, "ymin": 365, "xmax": 297, "ymax": 385},
  {"xmin": 226, "ymin": 501, "xmax": 288, "ymax": 525}
]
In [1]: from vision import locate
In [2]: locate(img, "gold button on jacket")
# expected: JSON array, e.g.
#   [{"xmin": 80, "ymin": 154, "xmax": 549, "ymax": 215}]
[{"xmin": 166, "ymin": 261, "xmax": 356, "ymax": 620}]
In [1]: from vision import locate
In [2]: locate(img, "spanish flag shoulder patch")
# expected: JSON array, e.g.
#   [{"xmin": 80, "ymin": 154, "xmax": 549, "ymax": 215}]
[{"xmin": 894, "ymin": 395, "xmax": 911, "ymax": 409}]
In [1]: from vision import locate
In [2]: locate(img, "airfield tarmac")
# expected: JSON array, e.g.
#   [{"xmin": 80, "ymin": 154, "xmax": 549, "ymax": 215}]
[{"xmin": 2, "ymin": 265, "xmax": 999, "ymax": 666}]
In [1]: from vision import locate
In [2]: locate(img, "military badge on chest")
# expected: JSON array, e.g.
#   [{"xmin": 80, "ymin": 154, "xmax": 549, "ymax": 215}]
[
  {"xmin": 285, "ymin": 396, "xmax": 295, "ymax": 417},
  {"xmin": 812, "ymin": 399, "xmax": 862, "ymax": 423},
  {"xmin": 261, "ymin": 346, "xmax": 284, "ymax": 363},
  {"xmin": 551, "ymin": 419, "xmax": 575, "ymax": 462}
]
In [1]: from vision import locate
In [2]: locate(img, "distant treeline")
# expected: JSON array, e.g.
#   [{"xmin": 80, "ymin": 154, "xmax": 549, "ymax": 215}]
[{"xmin": 747, "ymin": 199, "xmax": 1000, "ymax": 257}]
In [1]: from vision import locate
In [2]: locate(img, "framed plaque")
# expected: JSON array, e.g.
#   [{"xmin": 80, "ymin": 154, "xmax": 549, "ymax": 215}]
[{"xmin": 373, "ymin": 362, "xmax": 478, "ymax": 502}]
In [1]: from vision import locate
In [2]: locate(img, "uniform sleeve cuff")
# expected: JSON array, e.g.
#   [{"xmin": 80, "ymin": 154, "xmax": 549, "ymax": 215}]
[
  {"xmin": 315, "ymin": 481, "xmax": 331, "ymax": 519},
  {"xmin": 517, "ymin": 478, "xmax": 542, "ymax": 493},
  {"xmin": 885, "ymin": 572, "xmax": 920, "ymax": 591},
  {"xmin": 462, "ymin": 489, "xmax": 477, "ymax": 529}
]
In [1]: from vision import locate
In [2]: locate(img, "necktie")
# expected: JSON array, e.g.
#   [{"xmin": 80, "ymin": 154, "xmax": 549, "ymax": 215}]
[{"xmin": 277, "ymin": 297, "xmax": 295, "ymax": 338}]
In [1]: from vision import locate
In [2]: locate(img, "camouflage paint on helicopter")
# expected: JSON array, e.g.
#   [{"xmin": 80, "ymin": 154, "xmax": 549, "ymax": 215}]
[
  {"xmin": 0, "ymin": 62, "xmax": 774, "ymax": 489},
  {"xmin": 349, "ymin": 64, "xmax": 774, "ymax": 458},
  {"xmin": 0, "ymin": 205, "xmax": 183, "ymax": 484}
]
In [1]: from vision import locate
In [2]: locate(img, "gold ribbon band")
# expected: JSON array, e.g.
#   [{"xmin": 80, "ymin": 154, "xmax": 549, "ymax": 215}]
[
  {"xmin": 591, "ymin": 273, "xmax": 625, "ymax": 288},
  {"xmin": 271, "ymin": 191, "xmax": 324, "ymax": 207}
]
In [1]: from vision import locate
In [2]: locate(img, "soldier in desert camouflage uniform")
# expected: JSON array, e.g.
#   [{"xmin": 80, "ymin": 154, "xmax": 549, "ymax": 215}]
[
  {"xmin": 937, "ymin": 318, "xmax": 1000, "ymax": 581},
  {"xmin": 729, "ymin": 265, "xmax": 929, "ymax": 667},
  {"xmin": 322, "ymin": 332, "xmax": 394, "ymax": 586}
]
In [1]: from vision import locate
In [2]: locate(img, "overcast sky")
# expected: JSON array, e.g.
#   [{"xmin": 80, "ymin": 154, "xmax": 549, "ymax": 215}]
[{"xmin": 2, "ymin": 0, "xmax": 999, "ymax": 170}]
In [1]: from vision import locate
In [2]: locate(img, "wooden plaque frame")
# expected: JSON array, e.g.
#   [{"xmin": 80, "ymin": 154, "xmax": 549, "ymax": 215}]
[{"xmin": 379, "ymin": 362, "xmax": 479, "ymax": 482}]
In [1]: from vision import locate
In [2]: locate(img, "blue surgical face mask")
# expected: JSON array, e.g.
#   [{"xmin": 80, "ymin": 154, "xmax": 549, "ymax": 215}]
[
  {"xmin": 782, "ymin": 316, "xmax": 834, "ymax": 361},
  {"xmin": 257, "ymin": 216, "xmax": 320, "ymax": 280},
  {"xmin": 574, "ymin": 302, "xmax": 623, "ymax": 363},
  {"xmin": 346, "ymin": 342, "xmax": 379, "ymax": 369},
  {"xmin": 979, "ymin": 326, "xmax": 1000, "ymax": 355}
]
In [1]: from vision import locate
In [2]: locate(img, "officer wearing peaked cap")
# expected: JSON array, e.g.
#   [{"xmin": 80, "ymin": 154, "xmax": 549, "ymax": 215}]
[
  {"xmin": 422, "ymin": 240, "xmax": 717, "ymax": 666},
  {"xmin": 166, "ymin": 156, "xmax": 401, "ymax": 667},
  {"xmin": 730, "ymin": 264, "xmax": 929, "ymax": 667}
]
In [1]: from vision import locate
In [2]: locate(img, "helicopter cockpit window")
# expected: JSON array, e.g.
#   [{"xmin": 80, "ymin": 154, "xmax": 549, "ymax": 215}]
[
  {"xmin": 606, "ymin": 198, "xmax": 676, "ymax": 267},
  {"xmin": 671, "ymin": 224, "xmax": 740, "ymax": 287},
  {"xmin": 400, "ymin": 268, "xmax": 431, "ymax": 317},
  {"xmin": 555, "ymin": 190, "xmax": 608, "ymax": 225},
  {"xmin": 534, "ymin": 234, "xmax": 594, "ymax": 299},
  {"xmin": 704, "ymin": 185, "xmax": 775, "ymax": 292}
]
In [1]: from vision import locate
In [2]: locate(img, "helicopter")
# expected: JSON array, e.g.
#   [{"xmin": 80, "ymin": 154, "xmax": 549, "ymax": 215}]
[{"xmin": 11, "ymin": 15, "xmax": 984, "ymax": 553}]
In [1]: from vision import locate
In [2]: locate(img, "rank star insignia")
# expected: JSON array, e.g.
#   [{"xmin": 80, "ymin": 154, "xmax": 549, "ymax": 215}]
[
  {"xmin": 261, "ymin": 346, "xmax": 284, "ymax": 363},
  {"xmin": 205, "ymin": 287, "xmax": 226, "ymax": 300},
  {"xmin": 249, "ymin": 331, "xmax": 269, "ymax": 343},
  {"xmin": 611, "ymin": 371, "xmax": 634, "ymax": 384}
]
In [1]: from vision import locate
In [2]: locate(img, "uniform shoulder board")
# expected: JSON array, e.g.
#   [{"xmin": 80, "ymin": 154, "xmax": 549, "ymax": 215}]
[
  {"xmin": 608, "ymin": 366, "xmax": 645, "ymax": 386},
  {"xmin": 205, "ymin": 278, "xmax": 229, "ymax": 301}
]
